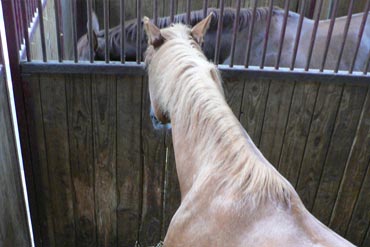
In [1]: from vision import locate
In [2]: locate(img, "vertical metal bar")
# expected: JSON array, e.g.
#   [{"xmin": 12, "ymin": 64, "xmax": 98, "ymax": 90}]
[
  {"xmin": 203, "ymin": 0, "xmax": 208, "ymax": 18},
  {"xmin": 87, "ymin": 0, "xmax": 94, "ymax": 63},
  {"xmin": 170, "ymin": 0, "xmax": 175, "ymax": 23},
  {"xmin": 153, "ymin": 0, "xmax": 158, "ymax": 26},
  {"xmin": 54, "ymin": 0, "xmax": 63, "ymax": 62},
  {"xmin": 104, "ymin": 0, "xmax": 110, "ymax": 63},
  {"xmin": 214, "ymin": 0, "xmax": 224, "ymax": 65},
  {"xmin": 290, "ymin": 0, "xmax": 306, "ymax": 70},
  {"xmin": 320, "ymin": 0, "xmax": 339, "ymax": 72},
  {"xmin": 349, "ymin": 0, "xmax": 370, "ymax": 74},
  {"xmin": 260, "ymin": 0, "xmax": 273, "ymax": 69},
  {"xmin": 136, "ymin": 0, "xmax": 142, "ymax": 64},
  {"xmin": 71, "ymin": 0, "xmax": 78, "ymax": 63},
  {"xmin": 229, "ymin": 0, "xmax": 241, "ymax": 67},
  {"xmin": 334, "ymin": 0, "xmax": 354, "ymax": 73},
  {"xmin": 305, "ymin": 0, "xmax": 324, "ymax": 71},
  {"xmin": 244, "ymin": 0, "xmax": 258, "ymax": 68},
  {"xmin": 37, "ymin": 0, "xmax": 47, "ymax": 62},
  {"xmin": 14, "ymin": 0, "xmax": 22, "ymax": 47},
  {"xmin": 186, "ymin": 0, "xmax": 191, "ymax": 25},
  {"xmin": 20, "ymin": 0, "xmax": 32, "ymax": 61},
  {"xmin": 275, "ymin": 0, "xmax": 290, "ymax": 69},
  {"xmin": 120, "ymin": 0, "xmax": 126, "ymax": 63},
  {"xmin": 308, "ymin": 0, "xmax": 316, "ymax": 19}
]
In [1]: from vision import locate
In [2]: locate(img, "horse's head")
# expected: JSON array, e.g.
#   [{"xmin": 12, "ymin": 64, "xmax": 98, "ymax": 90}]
[
  {"xmin": 77, "ymin": 11, "xmax": 102, "ymax": 61},
  {"xmin": 143, "ymin": 13, "xmax": 213, "ymax": 125}
]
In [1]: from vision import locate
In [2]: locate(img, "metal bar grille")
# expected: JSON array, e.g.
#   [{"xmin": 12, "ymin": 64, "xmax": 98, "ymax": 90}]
[
  {"xmin": 334, "ymin": 0, "xmax": 354, "ymax": 73},
  {"xmin": 37, "ymin": 0, "xmax": 47, "ymax": 62},
  {"xmin": 305, "ymin": 0, "xmax": 324, "ymax": 71},
  {"xmin": 54, "ymin": 0, "xmax": 63, "ymax": 62},
  {"xmin": 71, "ymin": 0, "xmax": 78, "ymax": 63},
  {"xmin": 275, "ymin": 0, "xmax": 290, "ymax": 70},
  {"xmin": 290, "ymin": 0, "xmax": 306, "ymax": 70},
  {"xmin": 229, "ymin": 0, "xmax": 241, "ymax": 68},
  {"xmin": 6, "ymin": 0, "xmax": 370, "ymax": 76},
  {"xmin": 104, "ymin": 0, "xmax": 110, "ymax": 63},
  {"xmin": 136, "ymin": 0, "xmax": 142, "ymax": 64},
  {"xmin": 260, "ymin": 0, "xmax": 273, "ymax": 69},
  {"xmin": 120, "ymin": 0, "xmax": 126, "ymax": 63},
  {"xmin": 349, "ymin": 0, "xmax": 370, "ymax": 74},
  {"xmin": 87, "ymin": 0, "xmax": 94, "ymax": 63},
  {"xmin": 214, "ymin": 0, "xmax": 224, "ymax": 65},
  {"xmin": 244, "ymin": 0, "xmax": 258, "ymax": 68},
  {"xmin": 320, "ymin": 0, "xmax": 339, "ymax": 72}
]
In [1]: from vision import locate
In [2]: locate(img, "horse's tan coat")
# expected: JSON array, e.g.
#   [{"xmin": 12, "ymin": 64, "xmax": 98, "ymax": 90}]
[{"xmin": 144, "ymin": 16, "xmax": 356, "ymax": 247}]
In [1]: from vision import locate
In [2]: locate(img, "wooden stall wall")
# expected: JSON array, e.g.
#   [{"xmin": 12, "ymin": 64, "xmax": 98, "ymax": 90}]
[
  {"xmin": 22, "ymin": 71, "xmax": 370, "ymax": 247},
  {"xmin": 0, "ymin": 66, "xmax": 31, "ymax": 246}
]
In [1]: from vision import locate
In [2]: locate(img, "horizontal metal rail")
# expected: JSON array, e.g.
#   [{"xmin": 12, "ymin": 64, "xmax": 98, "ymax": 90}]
[{"xmin": 20, "ymin": 61, "xmax": 370, "ymax": 85}]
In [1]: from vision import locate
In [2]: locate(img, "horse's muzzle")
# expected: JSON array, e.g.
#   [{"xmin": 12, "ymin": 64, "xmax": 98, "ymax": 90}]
[{"xmin": 150, "ymin": 107, "xmax": 171, "ymax": 130}]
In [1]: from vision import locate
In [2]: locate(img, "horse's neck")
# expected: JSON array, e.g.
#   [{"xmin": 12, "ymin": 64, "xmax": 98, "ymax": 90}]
[{"xmin": 170, "ymin": 80, "xmax": 256, "ymax": 198}]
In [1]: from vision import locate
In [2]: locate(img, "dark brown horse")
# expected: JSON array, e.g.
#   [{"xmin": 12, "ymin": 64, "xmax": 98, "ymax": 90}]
[
  {"xmin": 78, "ymin": 7, "xmax": 370, "ymax": 71},
  {"xmin": 77, "ymin": 8, "xmax": 244, "ymax": 63}
]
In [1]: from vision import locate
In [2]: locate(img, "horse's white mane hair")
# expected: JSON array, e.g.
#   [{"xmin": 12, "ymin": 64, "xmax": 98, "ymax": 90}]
[{"xmin": 145, "ymin": 23, "xmax": 295, "ymax": 208}]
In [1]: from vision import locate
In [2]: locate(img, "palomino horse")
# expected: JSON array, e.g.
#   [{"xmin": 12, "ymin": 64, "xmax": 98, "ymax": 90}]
[
  {"xmin": 79, "ymin": 7, "xmax": 370, "ymax": 71},
  {"xmin": 143, "ymin": 14, "xmax": 355, "ymax": 247}
]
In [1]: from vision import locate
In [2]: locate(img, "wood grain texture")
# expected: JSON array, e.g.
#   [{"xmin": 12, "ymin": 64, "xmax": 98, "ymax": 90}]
[
  {"xmin": 345, "ymin": 159, "xmax": 370, "ymax": 246},
  {"xmin": 162, "ymin": 130, "xmax": 181, "ymax": 239},
  {"xmin": 91, "ymin": 74, "xmax": 117, "ymax": 247},
  {"xmin": 23, "ymin": 73, "xmax": 55, "ymax": 247},
  {"xmin": 66, "ymin": 74, "xmax": 97, "ymax": 247},
  {"xmin": 0, "ymin": 69, "xmax": 31, "ymax": 247},
  {"xmin": 259, "ymin": 80, "xmax": 294, "ymax": 166},
  {"xmin": 40, "ymin": 74, "xmax": 75, "ymax": 246},
  {"xmin": 223, "ymin": 77, "xmax": 246, "ymax": 119},
  {"xmin": 139, "ymin": 77, "xmax": 166, "ymax": 246},
  {"xmin": 362, "ymin": 226, "xmax": 370, "ymax": 247},
  {"xmin": 312, "ymin": 85, "xmax": 367, "ymax": 225},
  {"xmin": 278, "ymin": 82, "xmax": 319, "ymax": 186},
  {"xmin": 295, "ymin": 83, "xmax": 342, "ymax": 210},
  {"xmin": 239, "ymin": 79, "xmax": 270, "ymax": 146},
  {"xmin": 117, "ymin": 75, "xmax": 143, "ymax": 247},
  {"xmin": 329, "ymin": 87, "xmax": 370, "ymax": 236}
]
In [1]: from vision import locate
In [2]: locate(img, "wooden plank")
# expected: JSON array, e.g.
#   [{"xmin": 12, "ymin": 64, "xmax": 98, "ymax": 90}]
[
  {"xmin": 362, "ymin": 225, "xmax": 370, "ymax": 247},
  {"xmin": 91, "ymin": 74, "xmax": 117, "ymax": 247},
  {"xmin": 239, "ymin": 79, "xmax": 270, "ymax": 145},
  {"xmin": 40, "ymin": 74, "xmax": 75, "ymax": 246},
  {"xmin": 65, "ymin": 74, "xmax": 97, "ymax": 246},
  {"xmin": 162, "ymin": 130, "xmax": 181, "ymax": 239},
  {"xmin": 0, "ymin": 70, "xmax": 31, "ymax": 247},
  {"xmin": 278, "ymin": 82, "xmax": 319, "ymax": 186},
  {"xmin": 345, "ymin": 159, "xmax": 370, "ymax": 246},
  {"xmin": 329, "ymin": 87, "xmax": 370, "ymax": 235},
  {"xmin": 139, "ymin": 77, "xmax": 166, "ymax": 246},
  {"xmin": 259, "ymin": 80, "xmax": 294, "ymax": 166},
  {"xmin": 224, "ymin": 77, "xmax": 246, "ymax": 119},
  {"xmin": 116, "ymin": 75, "xmax": 143, "ymax": 246},
  {"xmin": 295, "ymin": 83, "xmax": 342, "ymax": 210},
  {"xmin": 23, "ymin": 73, "xmax": 55, "ymax": 246},
  {"xmin": 312, "ymin": 84, "xmax": 367, "ymax": 225}
]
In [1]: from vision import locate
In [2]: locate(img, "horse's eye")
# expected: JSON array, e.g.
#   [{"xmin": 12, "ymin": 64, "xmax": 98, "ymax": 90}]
[{"xmin": 170, "ymin": 23, "xmax": 175, "ymax": 27}]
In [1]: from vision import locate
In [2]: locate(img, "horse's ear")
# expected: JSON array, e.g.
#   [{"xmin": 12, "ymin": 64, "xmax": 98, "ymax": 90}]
[
  {"xmin": 87, "ymin": 11, "xmax": 100, "ymax": 52},
  {"xmin": 143, "ymin": 16, "xmax": 164, "ymax": 48},
  {"xmin": 191, "ymin": 13, "xmax": 213, "ymax": 44}
]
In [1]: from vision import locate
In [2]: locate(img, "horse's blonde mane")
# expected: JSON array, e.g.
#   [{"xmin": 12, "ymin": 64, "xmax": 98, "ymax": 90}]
[{"xmin": 146, "ymin": 24, "xmax": 294, "ymax": 208}]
